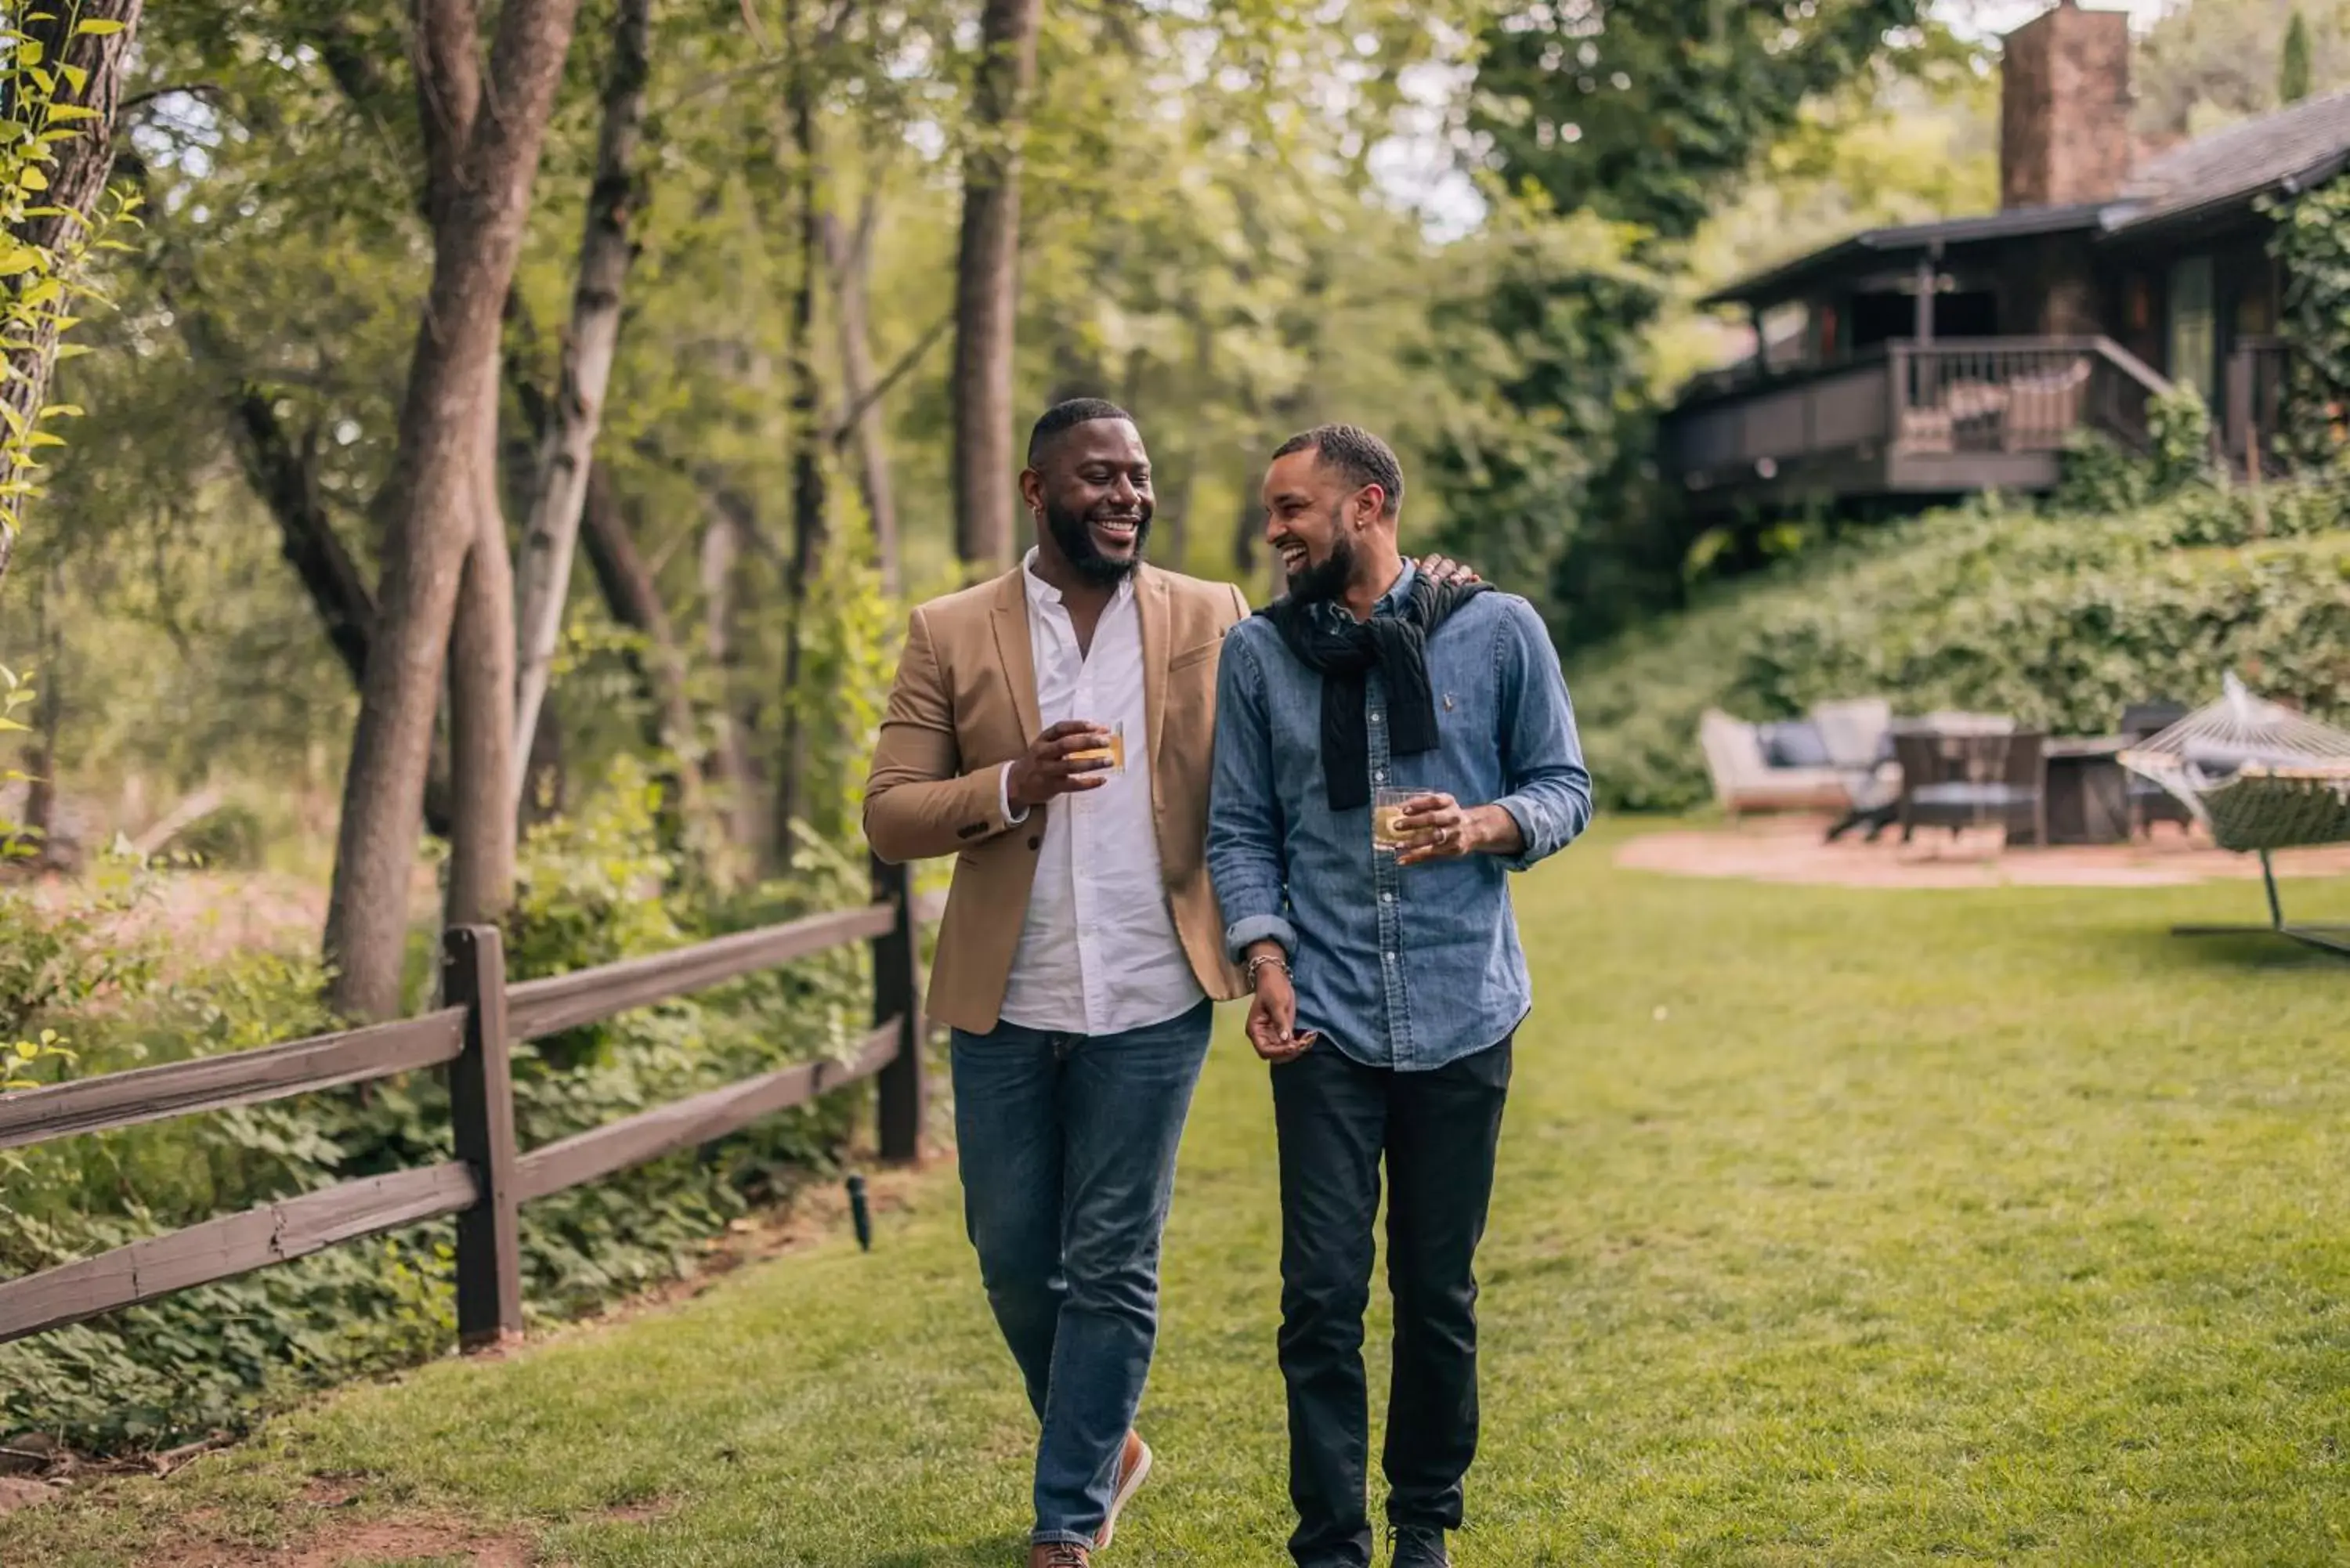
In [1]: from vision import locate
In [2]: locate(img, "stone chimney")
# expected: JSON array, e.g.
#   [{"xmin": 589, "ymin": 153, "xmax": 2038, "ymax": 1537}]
[{"xmin": 2000, "ymin": 1, "xmax": 2134, "ymax": 209}]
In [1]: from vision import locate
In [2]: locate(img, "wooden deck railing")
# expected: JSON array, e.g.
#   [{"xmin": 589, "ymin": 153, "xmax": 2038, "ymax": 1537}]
[
  {"xmin": 1888, "ymin": 338, "xmax": 2166, "ymax": 457},
  {"xmin": 1663, "ymin": 336, "xmax": 2174, "ymax": 496},
  {"xmin": 0, "ymin": 860, "xmax": 946, "ymax": 1349}
]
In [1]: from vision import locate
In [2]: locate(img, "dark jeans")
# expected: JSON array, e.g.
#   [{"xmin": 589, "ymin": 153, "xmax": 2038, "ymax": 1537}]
[
  {"xmin": 951, "ymin": 999, "xmax": 1213, "ymax": 1548},
  {"xmin": 1272, "ymin": 1036, "xmax": 1513, "ymax": 1568}
]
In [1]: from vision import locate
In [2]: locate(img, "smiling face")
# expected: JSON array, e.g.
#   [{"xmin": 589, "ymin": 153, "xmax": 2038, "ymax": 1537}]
[
  {"xmin": 1261, "ymin": 446, "xmax": 1385, "ymax": 604},
  {"xmin": 1021, "ymin": 417, "xmax": 1154, "ymax": 584}
]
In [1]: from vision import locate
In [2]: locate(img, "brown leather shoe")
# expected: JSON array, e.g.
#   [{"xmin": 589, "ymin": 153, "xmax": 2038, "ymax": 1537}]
[
  {"xmin": 1029, "ymin": 1543, "xmax": 1090, "ymax": 1567},
  {"xmin": 1093, "ymin": 1429, "xmax": 1153, "ymax": 1551}
]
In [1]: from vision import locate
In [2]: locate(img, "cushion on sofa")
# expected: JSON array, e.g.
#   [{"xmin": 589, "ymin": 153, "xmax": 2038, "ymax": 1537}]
[{"xmin": 1758, "ymin": 720, "xmax": 1831, "ymax": 771}]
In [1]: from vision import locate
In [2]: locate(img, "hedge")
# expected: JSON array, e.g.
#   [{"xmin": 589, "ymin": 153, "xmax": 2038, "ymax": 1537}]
[{"xmin": 1565, "ymin": 479, "xmax": 2350, "ymax": 814}]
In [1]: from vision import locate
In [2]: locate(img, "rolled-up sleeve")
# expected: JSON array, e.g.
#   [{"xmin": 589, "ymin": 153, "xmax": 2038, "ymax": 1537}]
[
  {"xmin": 1207, "ymin": 628, "xmax": 1296, "ymax": 961},
  {"xmin": 1489, "ymin": 599, "xmax": 1593, "ymax": 873}
]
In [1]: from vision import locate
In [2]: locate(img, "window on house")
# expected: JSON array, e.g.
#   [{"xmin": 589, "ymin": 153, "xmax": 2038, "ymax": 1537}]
[{"xmin": 2167, "ymin": 255, "xmax": 2217, "ymax": 403}]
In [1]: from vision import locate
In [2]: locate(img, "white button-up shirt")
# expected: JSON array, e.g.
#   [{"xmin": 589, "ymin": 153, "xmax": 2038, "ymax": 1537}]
[{"xmin": 995, "ymin": 551, "xmax": 1203, "ymax": 1037}]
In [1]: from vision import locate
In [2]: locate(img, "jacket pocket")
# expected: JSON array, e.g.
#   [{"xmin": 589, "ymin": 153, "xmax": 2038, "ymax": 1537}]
[{"xmin": 1168, "ymin": 638, "xmax": 1223, "ymax": 674}]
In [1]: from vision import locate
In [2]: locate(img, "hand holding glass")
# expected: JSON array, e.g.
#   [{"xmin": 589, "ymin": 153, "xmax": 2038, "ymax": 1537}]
[
  {"xmin": 1372, "ymin": 786, "xmax": 1423, "ymax": 855},
  {"xmin": 1066, "ymin": 719, "xmax": 1126, "ymax": 778}
]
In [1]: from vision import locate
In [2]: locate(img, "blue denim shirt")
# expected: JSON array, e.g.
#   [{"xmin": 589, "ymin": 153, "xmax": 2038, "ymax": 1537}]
[{"xmin": 1207, "ymin": 564, "xmax": 1593, "ymax": 1071}]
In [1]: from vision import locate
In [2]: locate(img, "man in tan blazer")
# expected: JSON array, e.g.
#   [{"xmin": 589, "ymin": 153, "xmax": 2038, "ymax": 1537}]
[
  {"xmin": 866, "ymin": 401, "xmax": 1464, "ymax": 1567},
  {"xmin": 866, "ymin": 399, "xmax": 1240, "ymax": 1568}
]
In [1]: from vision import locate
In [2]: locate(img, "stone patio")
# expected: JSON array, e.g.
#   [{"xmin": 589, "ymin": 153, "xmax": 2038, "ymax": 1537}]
[{"xmin": 1614, "ymin": 814, "xmax": 2350, "ymax": 889}]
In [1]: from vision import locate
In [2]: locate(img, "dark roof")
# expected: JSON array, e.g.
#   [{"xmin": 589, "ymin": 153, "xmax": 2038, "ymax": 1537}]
[
  {"xmin": 1699, "ymin": 204, "xmax": 2104, "ymax": 309},
  {"xmin": 2102, "ymin": 89, "xmax": 2350, "ymax": 237},
  {"xmin": 1700, "ymin": 89, "xmax": 2350, "ymax": 308}
]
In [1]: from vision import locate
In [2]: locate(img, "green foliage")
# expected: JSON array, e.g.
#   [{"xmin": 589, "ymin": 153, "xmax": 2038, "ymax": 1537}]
[
  {"xmin": 168, "ymin": 801, "xmax": 266, "ymax": 871},
  {"xmin": 2138, "ymin": 0, "xmax": 2350, "ymax": 138},
  {"xmin": 1469, "ymin": 0, "xmax": 1938, "ymax": 247},
  {"xmin": 778, "ymin": 521, "xmax": 901, "ymax": 849},
  {"xmin": 2271, "ymin": 179, "xmax": 2350, "ymax": 469},
  {"xmin": 2052, "ymin": 431, "xmax": 2159, "ymax": 515},
  {"xmin": 0, "ymin": 762, "xmax": 884, "ymax": 1452},
  {"xmin": 2146, "ymin": 382, "xmax": 2218, "ymax": 490},
  {"xmin": 0, "ymin": 849, "xmax": 159, "ymax": 1042},
  {"xmin": 2283, "ymin": 6, "xmax": 2316, "ymax": 103},
  {"xmin": 1412, "ymin": 211, "xmax": 1657, "ymax": 601},
  {"xmin": 0, "ymin": 658, "xmax": 31, "ymax": 851},
  {"xmin": 0, "ymin": 0, "xmax": 140, "ymax": 565},
  {"xmin": 1416, "ymin": 3, "xmax": 1963, "ymax": 651},
  {"xmin": 1, "ymin": 1028, "xmax": 69, "ymax": 1093},
  {"xmin": 1566, "ymin": 480, "xmax": 2350, "ymax": 813}
]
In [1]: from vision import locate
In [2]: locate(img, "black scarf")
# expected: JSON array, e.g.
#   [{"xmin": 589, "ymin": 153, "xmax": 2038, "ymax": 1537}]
[{"xmin": 1261, "ymin": 573, "xmax": 1488, "ymax": 811}]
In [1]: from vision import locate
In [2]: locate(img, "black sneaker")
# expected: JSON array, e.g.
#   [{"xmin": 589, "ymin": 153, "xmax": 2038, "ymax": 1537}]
[{"xmin": 1391, "ymin": 1525, "xmax": 1451, "ymax": 1567}]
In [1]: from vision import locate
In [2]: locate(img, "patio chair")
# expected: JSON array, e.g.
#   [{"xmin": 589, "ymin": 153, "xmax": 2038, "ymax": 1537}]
[
  {"xmin": 2000, "ymin": 358, "xmax": 2092, "ymax": 452},
  {"xmin": 1943, "ymin": 380, "xmax": 2011, "ymax": 452},
  {"xmin": 2120, "ymin": 700, "xmax": 2195, "ymax": 837},
  {"xmin": 1813, "ymin": 698, "xmax": 1899, "ymax": 842},
  {"xmin": 1893, "ymin": 729, "xmax": 2048, "ymax": 847},
  {"xmin": 1697, "ymin": 709, "xmax": 1849, "ymax": 820}
]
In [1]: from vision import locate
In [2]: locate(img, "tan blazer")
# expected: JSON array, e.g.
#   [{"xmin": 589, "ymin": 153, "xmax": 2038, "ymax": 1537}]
[{"xmin": 863, "ymin": 563, "xmax": 1251, "ymax": 1035}]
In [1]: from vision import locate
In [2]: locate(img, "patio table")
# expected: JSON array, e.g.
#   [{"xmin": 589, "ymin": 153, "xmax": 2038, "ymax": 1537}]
[{"xmin": 2037, "ymin": 736, "xmax": 2131, "ymax": 847}]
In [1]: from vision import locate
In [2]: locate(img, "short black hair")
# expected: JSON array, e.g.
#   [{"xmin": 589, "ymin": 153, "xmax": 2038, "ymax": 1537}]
[
  {"xmin": 1026, "ymin": 398, "xmax": 1134, "ymax": 468},
  {"xmin": 1271, "ymin": 423, "xmax": 1404, "ymax": 518}
]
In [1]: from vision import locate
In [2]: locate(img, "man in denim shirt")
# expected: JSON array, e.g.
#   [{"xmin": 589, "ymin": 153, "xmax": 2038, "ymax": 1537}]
[{"xmin": 1207, "ymin": 425, "xmax": 1591, "ymax": 1568}]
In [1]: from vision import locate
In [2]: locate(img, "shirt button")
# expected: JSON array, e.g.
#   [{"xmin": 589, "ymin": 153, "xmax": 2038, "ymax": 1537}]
[
  {"xmin": 1370, "ymin": 714, "xmax": 1383, "ymax": 725},
  {"xmin": 1382, "ymin": 892, "xmax": 1394, "ymax": 905},
  {"xmin": 1374, "ymin": 770, "xmax": 1386, "ymax": 783}
]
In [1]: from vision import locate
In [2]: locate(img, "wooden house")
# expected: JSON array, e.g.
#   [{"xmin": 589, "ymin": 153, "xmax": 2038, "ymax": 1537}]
[{"xmin": 1662, "ymin": 0, "xmax": 2345, "ymax": 518}]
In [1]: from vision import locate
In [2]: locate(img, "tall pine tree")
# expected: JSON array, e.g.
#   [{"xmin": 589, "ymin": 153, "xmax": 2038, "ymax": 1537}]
[{"xmin": 2281, "ymin": 7, "xmax": 2314, "ymax": 103}]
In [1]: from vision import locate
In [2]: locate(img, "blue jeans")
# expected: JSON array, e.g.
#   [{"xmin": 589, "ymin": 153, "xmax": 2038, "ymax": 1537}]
[{"xmin": 951, "ymin": 999, "xmax": 1213, "ymax": 1548}]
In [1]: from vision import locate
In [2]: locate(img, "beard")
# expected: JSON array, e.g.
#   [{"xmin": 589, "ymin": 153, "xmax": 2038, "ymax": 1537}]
[
  {"xmin": 1282, "ymin": 505, "xmax": 1356, "ymax": 605},
  {"xmin": 1044, "ymin": 496, "xmax": 1152, "ymax": 584}
]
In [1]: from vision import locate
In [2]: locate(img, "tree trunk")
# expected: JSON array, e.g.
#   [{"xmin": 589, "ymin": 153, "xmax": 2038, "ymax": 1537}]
[
  {"xmin": 821, "ymin": 196, "xmax": 900, "ymax": 594},
  {"xmin": 510, "ymin": 0, "xmax": 654, "ymax": 794},
  {"xmin": 444, "ymin": 364, "xmax": 519, "ymax": 929},
  {"xmin": 137, "ymin": 201, "xmax": 385, "ymax": 683},
  {"xmin": 0, "ymin": 0, "xmax": 143, "ymax": 601},
  {"xmin": 772, "ymin": 49, "xmax": 831, "ymax": 870},
  {"xmin": 21, "ymin": 566, "xmax": 63, "ymax": 854},
  {"xmin": 578, "ymin": 461, "xmax": 709, "ymax": 829},
  {"xmin": 698, "ymin": 491, "xmax": 767, "ymax": 864},
  {"xmin": 948, "ymin": 0, "xmax": 1042, "ymax": 576},
  {"xmin": 215, "ymin": 375, "xmax": 465, "ymax": 837},
  {"xmin": 324, "ymin": 0, "xmax": 582, "ymax": 1020}
]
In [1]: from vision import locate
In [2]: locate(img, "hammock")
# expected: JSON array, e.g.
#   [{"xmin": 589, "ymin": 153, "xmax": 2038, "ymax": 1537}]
[{"xmin": 2118, "ymin": 674, "xmax": 2350, "ymax": 955}]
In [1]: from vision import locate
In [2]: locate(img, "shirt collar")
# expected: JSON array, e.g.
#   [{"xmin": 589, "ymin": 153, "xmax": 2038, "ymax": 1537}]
[
  {"xmin": 1022, "ymin": 547, "xmax": 1135, "ymax": 611},
  {"xmin": 1309, "ymin": 557, "xmax": 1417, "ymax": 629},
  {"xmin": 1377, "ymin": 558, "xmax": 1419, "ymax": 616}
]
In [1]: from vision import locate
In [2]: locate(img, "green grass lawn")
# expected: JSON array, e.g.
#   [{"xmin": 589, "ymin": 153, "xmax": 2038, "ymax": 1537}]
[{"xmin": 9, "ymin": 826, "xmax": 2350, "ymax": 1566}]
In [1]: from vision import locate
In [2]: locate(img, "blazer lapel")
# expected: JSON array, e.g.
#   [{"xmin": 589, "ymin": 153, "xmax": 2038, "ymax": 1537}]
[
  {"xmin": 1139, "ymin": 565, "xmax": 1170, "ymax": 782},
  {"xmin": 989, "ymin": 567, "xmax": 1043, "ymax": 745}
]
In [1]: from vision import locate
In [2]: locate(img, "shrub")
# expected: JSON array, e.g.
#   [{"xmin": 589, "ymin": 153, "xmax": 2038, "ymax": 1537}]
[
  {"xmin": 1565, "ymin": 479, "xmax": 2350, "ymax": 814},
  {"xmin": 168, "ymin": 801, "xmax": 269, "ymax": 872},
  {"xmin": 0, "ymin": 757, "xmax": 888, "ymax": 1451}
]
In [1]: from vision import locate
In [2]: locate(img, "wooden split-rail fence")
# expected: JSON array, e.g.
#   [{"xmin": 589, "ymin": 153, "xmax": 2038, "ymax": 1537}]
[{"xmin": 0, "ymin": 860, "xmax": 944, "ymax": 1349}]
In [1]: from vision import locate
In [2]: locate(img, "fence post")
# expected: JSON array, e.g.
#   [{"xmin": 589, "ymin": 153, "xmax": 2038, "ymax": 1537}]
[
  {"xmin": 870, "ymin": 854, "xmax": 924, "ymax": 1165},
  {"xmin": 442, "ymin": 924, "xmax": 523, "ymax": 1347}
]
